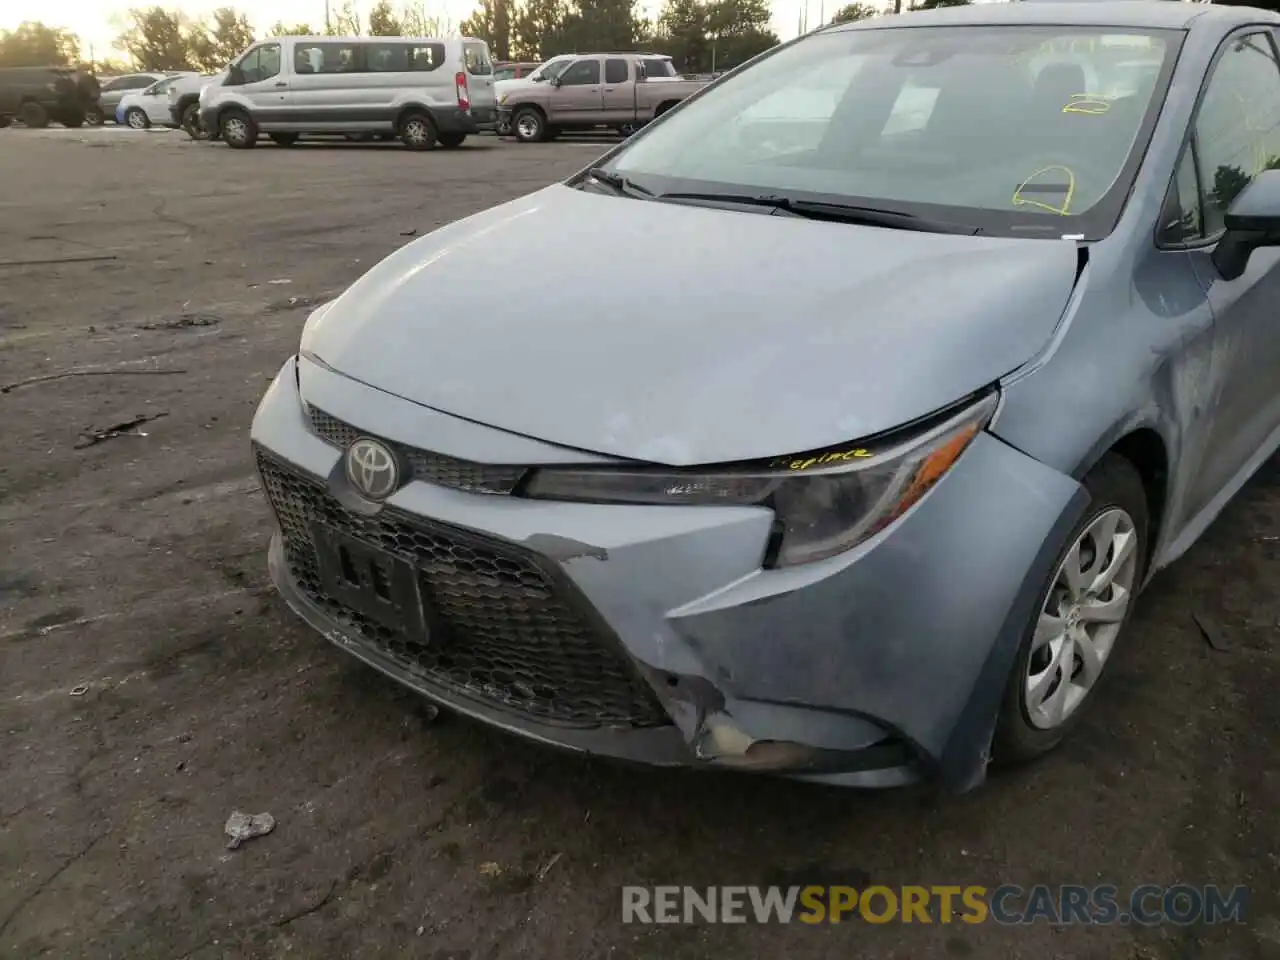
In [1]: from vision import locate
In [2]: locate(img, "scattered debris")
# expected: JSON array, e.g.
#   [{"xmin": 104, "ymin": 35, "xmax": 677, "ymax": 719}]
[
  {"xmin": 0, "ymin": 254, "xmax": 119, "ymax": 268},
  {"xmin": 70, "ymin": 683, "xmax": 89, "ymax": 697},
  {"xmin": 75, "ymin": 412, "xmax": 168, "ymax": 449},
  {"xmin": 267, "ymin": 278, "xmax": 292, "ymax": 285},
  {"xmin": 478, "ymin": 861, "xmax": 503, "ymax": 878},
  {"xmin": 1194, "ymin": 612, "xmax": 1230, "ymax": 652},
  {"xmin": 224, "ymin": 810, "xmax": 276, "ymax": 849},
  {"xmin": 535, "ymin": 852, "xmax": 563, "ymax": 882},
  {"xmin": 273, "ymin": 879, "xmax": 337, "ymax": 926},
  {"xmin": 139, "ymin": 313, "xmax": 220, "ymax": 331},
  {"xmin": 265, "ymin": 296, "xmax": 315, "ymax": 313},
  {"xmin": 400, "ymin": 228, "xmax": 418, "ymax": 236},
  {"xmin": 2, "ymin": 367, "xmax": 187, "ymax": 395}
]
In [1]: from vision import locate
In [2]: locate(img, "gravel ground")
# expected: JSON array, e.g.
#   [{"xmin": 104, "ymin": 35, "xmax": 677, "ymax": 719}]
[{"xmin": 0, "ymin": 126, "xmax": 1276, "ymax": 960}]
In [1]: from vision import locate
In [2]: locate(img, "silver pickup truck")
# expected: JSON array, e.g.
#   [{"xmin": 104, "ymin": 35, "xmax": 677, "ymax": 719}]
[{"xmin": 497, "ymin": 53, "xmax": 709, "ymax": 142}]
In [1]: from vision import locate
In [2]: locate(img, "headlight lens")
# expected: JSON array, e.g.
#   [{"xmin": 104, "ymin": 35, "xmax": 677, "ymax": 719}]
[{"xmin": 522, "ymin": 391, "xmax": 998, "ymax": 567}]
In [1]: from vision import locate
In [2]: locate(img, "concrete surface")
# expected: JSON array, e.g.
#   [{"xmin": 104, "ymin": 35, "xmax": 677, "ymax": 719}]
[{"xmin": 0, "ymin": 127, "xmax": 1276, "ymax": 960}]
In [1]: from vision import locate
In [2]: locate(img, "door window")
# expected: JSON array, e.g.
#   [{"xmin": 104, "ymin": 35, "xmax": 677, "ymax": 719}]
[
  {"xmin": 464, "ymin": 42, "xmax": 494, "ymax": 76},
  {"xmin": 1193, "ymin": 32, "xmax": 1280, "ymax": 235},
  {"xmin": 605, "ymin": 59, "xmax": 629, "ymax": 84},
  {"xmin": 238, "ymin": 44, "xmax": 282, "ymax": 84},
  {"xmin": 560, "ymin": 59, "xmax": 600, "ymax": 86}
]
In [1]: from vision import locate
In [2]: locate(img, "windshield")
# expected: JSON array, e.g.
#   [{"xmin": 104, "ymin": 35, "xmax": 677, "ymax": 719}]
[
  {"xmin": 532, "ymin": 58, "xmax": 572, "ymax": 82},
  {"xmin": 606, "ymin": 25, "xmax": 1178, "ymax": 239}
]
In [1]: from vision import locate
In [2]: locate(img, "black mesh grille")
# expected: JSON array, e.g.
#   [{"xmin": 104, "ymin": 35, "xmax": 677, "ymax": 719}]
[
  {"xmin": 256, "ymin": 448, "xmax": 671, "ymax": 729},
  {"xmin": 306, "ymin": 405, "xmax": 526, "ymax": 495}
]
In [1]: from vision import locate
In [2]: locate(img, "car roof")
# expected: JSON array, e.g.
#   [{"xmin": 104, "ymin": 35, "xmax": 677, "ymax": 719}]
[{"xmin": 829, "ymin": 0, "xmax": 1280, "ymax": 32}]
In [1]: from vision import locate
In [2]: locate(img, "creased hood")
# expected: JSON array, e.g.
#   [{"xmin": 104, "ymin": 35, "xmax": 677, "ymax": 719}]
[{"xmin": 301, "ymin": 185, "xmax": 1079, "ymax": 465}]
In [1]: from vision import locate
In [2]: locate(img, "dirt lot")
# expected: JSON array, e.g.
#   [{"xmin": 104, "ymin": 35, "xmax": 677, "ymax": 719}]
[{"xmin": 0, "ymin": 126, "xmax": 1276, "ymax": 960}]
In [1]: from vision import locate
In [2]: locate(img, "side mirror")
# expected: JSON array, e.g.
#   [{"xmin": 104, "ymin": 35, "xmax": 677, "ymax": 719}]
[
  {"xmin": 227, "ymin": 64, "xmax": 245, "ymax": 86},
  {"xmin": 1213, "ymin": 169, "xmax": 1280, "ymax": 281},
  {"xmin": 548, "ymin": 75, "xmax": 561, "ymax": 88}
]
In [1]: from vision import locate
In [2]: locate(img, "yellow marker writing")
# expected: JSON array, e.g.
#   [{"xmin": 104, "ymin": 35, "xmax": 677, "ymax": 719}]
[{"xmin": 1013, "ymin": 165, "xmax": 1076, "ymax": 216}]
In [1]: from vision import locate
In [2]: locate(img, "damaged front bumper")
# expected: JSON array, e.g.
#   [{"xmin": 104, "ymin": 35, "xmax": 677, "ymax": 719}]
[{"xmin": 252, "ymin": 355, "xmax": 1086, "ymax": 791}]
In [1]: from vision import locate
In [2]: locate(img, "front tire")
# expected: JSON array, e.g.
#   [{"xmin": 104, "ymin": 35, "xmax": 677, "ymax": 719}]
[
  {"xmin": 125, "ymin": 107, "xmax": 149, "ymax": 130},
  {"xmin": 181, "ymin": 103, "xmax": 207, "ymax": 140},
  {"xmin": 437, "ymin": 131, "xmax": 466, "ymax": 148},
  {"xmin": 512, "ymin": 106, "xmax": 545, "ymax": 143},
  {"xmin": 84, "ymin": 105, "xmax": 105, "ymax": 126},
  {"xmin": 399, "ymin": 111, "xmax": 437, "ymax": 150},
  {"xmin": 220, "ymin": 109, "xmax": 257, "ymax": 149},
  {"xmin": 20, "ymin": 102, "xmax": 49, "ymax": 129},
  {"xmin": 993, "ymin": 453, "xmax": 1149, "ymax": 764}
]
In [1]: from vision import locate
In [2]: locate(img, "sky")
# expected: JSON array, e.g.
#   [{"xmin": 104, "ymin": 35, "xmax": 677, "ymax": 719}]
[{"xmin": 0, "ymin": 0, "xmax": 833, "ymax": 62}]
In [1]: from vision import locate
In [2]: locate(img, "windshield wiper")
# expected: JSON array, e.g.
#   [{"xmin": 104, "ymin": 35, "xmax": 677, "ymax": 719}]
[
  {"xmin": 583, "ymin": 167, "xmax": 653, "ymax": 199},
  {"xmin": 655, "ymin": 192, "xmax": 979, "ymax": 235}
]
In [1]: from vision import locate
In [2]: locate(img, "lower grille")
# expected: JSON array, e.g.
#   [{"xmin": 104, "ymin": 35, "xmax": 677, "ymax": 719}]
[{"xmin": 256, "ymin": 448, "xmax": 671, "ymax": 729}]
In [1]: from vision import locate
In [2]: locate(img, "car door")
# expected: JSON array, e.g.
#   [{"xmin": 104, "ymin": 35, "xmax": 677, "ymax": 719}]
[
  {"xmin": 232, "ymin": 42, "xmax": 288, "ymax": 126},
  {"xmin": 462, "ymin": 41, "xmax": 496, "ymax": 114},
  {"xmin": 288, "ymin": 40, "xmax": 366, "ymax": 129},
  {"xmin": 1176, "ymin": 28, "xmax": 1280, "ymax": 520},
  {"xmin": 140, "ymin": 78, "xmax": 175, "ymax": 124},
  {"xmin": 547, "ymin": 57, "xmax": 604, "ymax": 123},
  {"xmin": 601, "ymin": 57, "xmax": 634, "ymax": 123}
]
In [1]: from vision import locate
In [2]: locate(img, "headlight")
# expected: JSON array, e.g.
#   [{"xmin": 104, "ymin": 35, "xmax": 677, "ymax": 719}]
[{"xmin": 522, "ymin": 391, "xmax": 998, "ymax": 567}]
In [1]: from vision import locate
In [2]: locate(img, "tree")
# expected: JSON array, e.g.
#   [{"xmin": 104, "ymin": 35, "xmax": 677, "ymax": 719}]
[
  {"xmin": 329, "ymin": 0, "xmax": 364, "ymax": 35},
  {"xmin": 656, "ymin": 0, "xmax": 778, "ymax": 74},
  {"xmin": 118, "ymin": 7, "xmax": 194, "ymax": 70},
  {"xmin": 561, "ymin": 0, "xmax": 643, "ymax": 55},
  {"xmin": 0, "ymin": 21, "xmax": 81, "ymax": 67},
  {"xmin": 368, "ymin": 0, "xmax": 405, "ymax": 36},
  {"xmin": 267, "ymin": 22, "xmax": 318, "ymax": 36},
  {"xmin": 460, "ymin": 0, "xmax": 512, "ymax": 59},
  {"xmin": 511, "ymin": 0, "xmax": 570, "ymax": 59},
  {"xmin": 912, "ymin": 0, "xmax": 969, "ymax": 8},
  {"xmin": 189, "ymin": 7, "xmax": 255, "ymax": 72},
  {"xmin": 401, "ymin": 4, "xmax": 454, "ymax": 35},
  {"xmin": 829, "ymin": 3, "xmax": 879, "ymax": 24}
]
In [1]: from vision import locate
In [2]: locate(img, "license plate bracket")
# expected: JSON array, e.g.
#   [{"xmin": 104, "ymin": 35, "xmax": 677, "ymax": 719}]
[{"xmin": 311, "ymin": 525, "xmax": 427, "ymax": 641}]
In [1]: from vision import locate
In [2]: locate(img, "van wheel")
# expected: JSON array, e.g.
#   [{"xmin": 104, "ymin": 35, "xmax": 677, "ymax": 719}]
[
  {"xmin": 21, "ymin": 102, "xmax": 49, "ymax": 129},
  {"xmin": 437, "ymin": 132, "xmax": 466, "ymax": 148},
  {"xmin": 269, "ymin": 133, "xmax": 299, "ymax": 147},
  {"xmin": 125, "ymin": 107, "xmax": 150, "ymax": 130},
  {"xmin": 399, "ymin": 112, "xmax": 437, "ymax": 150},
  {"xmin": 181, "ymin": 103, "xmax": 207, "ymax": 140},
  {"xmin": 220, "ymin": 109, "xmax": 257, "ymax": 149},
  {"xmin": 512, "ymin": 107, "xmax": 545, "ymax": 143}
]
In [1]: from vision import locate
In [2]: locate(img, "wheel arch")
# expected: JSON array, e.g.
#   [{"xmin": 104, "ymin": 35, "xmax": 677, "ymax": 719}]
[
  {"xmin": 1077, "ymin": 424, "xmax": 1170, "ymax": 579},
  {"xmin": 394, "ymin": 102, "xmax": 439, "ymax": 132}
]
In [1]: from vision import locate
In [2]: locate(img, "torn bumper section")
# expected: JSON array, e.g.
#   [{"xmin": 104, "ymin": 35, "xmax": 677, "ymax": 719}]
[{"xmin": 252, "ymin": 355, "xmax": 1085, "ymax": 790}]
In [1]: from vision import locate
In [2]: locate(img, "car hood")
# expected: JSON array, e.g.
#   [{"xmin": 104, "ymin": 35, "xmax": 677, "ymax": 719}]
[{"xmin": 301, "ymin": 185, "xmax": 1080, "ymax": 465}]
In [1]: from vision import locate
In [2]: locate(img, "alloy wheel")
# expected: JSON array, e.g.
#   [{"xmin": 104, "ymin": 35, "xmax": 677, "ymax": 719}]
[
  {"xmin": 516, "ymin": 114, "xmax": 540, "ymax": 141},
  {"xmin": 224, "ymin": 117, "xmax": 247, "ymax": 144},
  {"xmin": 404, "ymin": 119, "xmax": 428, "ymax": 145},
  {"xmin": 1023, "ymin": 507, "xmax": 1138, "ymax": 730}
]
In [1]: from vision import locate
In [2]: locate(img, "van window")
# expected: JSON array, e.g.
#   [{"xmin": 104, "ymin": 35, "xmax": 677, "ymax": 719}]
[
  {"xmin": 409, "ymin": 44, "xmax": 446, "ymax": 72},
  {"xmin": 367, "ymin": 43, "xmax": 409, "ymax": 72},
  {"xmin": 294, "ymin": 42, "xmax": 361, "ymax": 74},
  {"xmin": 464, "ymin": 42, "xmax": 494, "ymax": 76},
  {"xmin": 237, "ymin": 44, "xmax": 282, "ymax": 84}
]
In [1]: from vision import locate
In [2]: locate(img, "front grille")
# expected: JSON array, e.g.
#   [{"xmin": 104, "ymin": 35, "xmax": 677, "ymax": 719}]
[
  {"xmin": 256, "ymin": 449, "xmax": 671, "ymax": 729},
  {"xmin": 306, "ymin": 405, "xmax": 526, "ymax": 495}
]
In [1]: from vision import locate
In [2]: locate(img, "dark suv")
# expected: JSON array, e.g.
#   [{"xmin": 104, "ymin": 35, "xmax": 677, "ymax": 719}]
[{"xmin": 0, "ymin": 67, "xmax": 101, "ymax": 129}]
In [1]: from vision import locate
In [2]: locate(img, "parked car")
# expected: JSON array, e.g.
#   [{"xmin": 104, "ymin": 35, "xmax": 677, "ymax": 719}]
[
  {"xmin": 493, "ymin": 54, "xmax": 575, "ymax": 134},
  {"xmin": 253, "ymin": 1, "xmax": 1280, "ymax": 792},
  {"xmin": 499, "ymin": 53, "xmax": 704, "ymax": 141},
  {"xmin": 200, "ymin": 35, "xmax": 497, "ymax": 150},
  {"xmin": 0, "ymin": 66, "xmax": 100, "ymax": 129},
  {"xmin": 117, "ymin": 73, "xmax": 200, "ymax": 129},
  {"xmin": 493, "ymin": 61, "xmax": 541, "ymax": 82},
  {"xmin": 169, "ymin": 71, "xmax": 224, "ymax": 139},
  {"xmin": 94, "ymin": 72, "xmax": 168, "ymax": 124}
]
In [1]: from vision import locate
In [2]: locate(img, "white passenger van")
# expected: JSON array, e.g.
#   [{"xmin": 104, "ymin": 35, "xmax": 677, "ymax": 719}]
[{"xmin": 199, "ymin": 35, "xmax": 497, "ymax": 150}]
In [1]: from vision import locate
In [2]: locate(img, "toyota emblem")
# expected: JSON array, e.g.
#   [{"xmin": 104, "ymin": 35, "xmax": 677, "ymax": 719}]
[{"xmin": 345, "ymin": 438, "xmax": 400, "ymax": 501}]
